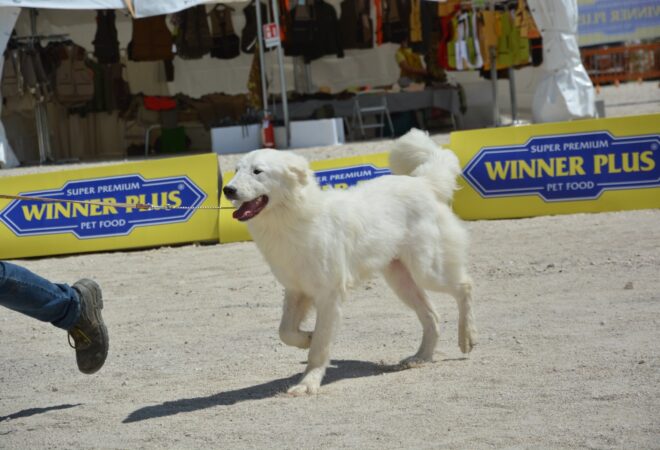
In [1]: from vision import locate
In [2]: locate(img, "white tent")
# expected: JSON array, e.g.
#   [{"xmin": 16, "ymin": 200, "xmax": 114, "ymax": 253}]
[
  {"xmin": 0, "ymin": 1, "xmax": 241, "ymax": 18},
  {"xmin": 0, "ymin": 0, "xmax": 288, "ymax": 167}
]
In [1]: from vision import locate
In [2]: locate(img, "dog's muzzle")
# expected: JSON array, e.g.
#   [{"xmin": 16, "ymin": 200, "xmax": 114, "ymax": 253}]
[{"xmin": 223, "ymin": 185, "xmax": 238, "ymax": 200}]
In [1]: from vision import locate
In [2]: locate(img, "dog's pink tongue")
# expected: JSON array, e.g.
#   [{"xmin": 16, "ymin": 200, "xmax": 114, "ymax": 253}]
[{"xmin": 233, "ymin": 196, "xmax": 268, "ymax": 221}]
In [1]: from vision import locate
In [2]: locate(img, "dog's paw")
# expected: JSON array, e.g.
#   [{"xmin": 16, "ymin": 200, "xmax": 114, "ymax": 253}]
[
  {"xmin": 398, "ymin": 355, "xmax": 432, "ymax": 369},
  {"xmin": 458, "ymin": 328, "xmax": 477, "ymax": 354},
  {"xmin": 287, "ymin": 382, "xmax": 319, "ymax": 396},
  {"xmin": 459, "ymin": 337, "xmax": 476, "ymax": 354},
  {"xmin": 458, "ymin": 315, "xmax": 477, "ymax": 354}
]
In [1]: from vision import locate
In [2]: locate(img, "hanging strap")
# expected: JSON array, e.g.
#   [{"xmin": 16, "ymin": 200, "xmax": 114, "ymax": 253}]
[{"xmin": 468, "ymin": 11, "xmax": 484, "ymax": 68}]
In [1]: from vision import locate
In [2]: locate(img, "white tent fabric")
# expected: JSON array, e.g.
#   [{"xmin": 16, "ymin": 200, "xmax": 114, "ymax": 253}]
[
  {"xmin": 527, "ymin": 0, "xmax": 595, "ymax": 123},
  {"xmin": 0, "ymin": 7, "xmax": 20, "ymax": 169},
  {"xmin": 0, "ymin": 1, "xmax": 244, "ymax": 17},
  {"xmin": 129, "ymin": 1, "xmax": 242, "ymax": 18},
  {"xmin": 0, "ymin": 1, "xmax": 124, "ymax": 10}
]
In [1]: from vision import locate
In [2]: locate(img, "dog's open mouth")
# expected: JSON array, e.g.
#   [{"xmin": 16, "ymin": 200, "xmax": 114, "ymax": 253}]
[{"xmin": 233, "ymin": 195, "xmax": 269, "ymax": 221}]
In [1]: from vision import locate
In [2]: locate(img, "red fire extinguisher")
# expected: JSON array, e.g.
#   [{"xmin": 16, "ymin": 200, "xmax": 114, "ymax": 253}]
[{"xmin": 261, "ymin": 113, "xmax": 275, "ymax": 148}]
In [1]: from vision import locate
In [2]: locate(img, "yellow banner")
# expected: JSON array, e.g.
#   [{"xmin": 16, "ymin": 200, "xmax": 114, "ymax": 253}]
[
  {"xmin": 219, "ymin": 152, "xmax": 391, "ymax": 243},
  {"xmin": 0, "ymin": 154, "xmax": 219, "ymax": 259},
  {"xmin": 450, "ymin": 114, "xmax": 660, "ymax": 220}
]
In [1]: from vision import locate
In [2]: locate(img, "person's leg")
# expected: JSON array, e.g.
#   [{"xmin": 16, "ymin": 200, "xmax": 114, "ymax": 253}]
[
  {"xmin": 0, "ymin": 261, "xmax": 109, "ymax": 374},
  {"xmin": 0, "ymin": 261, "xmax": 80, "ymax": 330}
]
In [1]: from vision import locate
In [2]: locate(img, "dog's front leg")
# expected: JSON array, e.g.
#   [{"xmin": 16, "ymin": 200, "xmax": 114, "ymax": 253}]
[
  {"xmin": 288, "ymin": 294, "xmax": 342, "ymax": 396},
  {"xmin": 279, "ymin": 289, "xmax": 313, "ymax": 349}
]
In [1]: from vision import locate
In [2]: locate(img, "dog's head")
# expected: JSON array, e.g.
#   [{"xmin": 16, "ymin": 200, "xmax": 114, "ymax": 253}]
[{"xmin": 223, "ymin": 149, "xmax": 312, "ymax": 222}]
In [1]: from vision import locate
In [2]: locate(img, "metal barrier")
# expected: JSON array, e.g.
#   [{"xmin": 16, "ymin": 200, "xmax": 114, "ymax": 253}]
[{"xmin": 580, "ymin": 42, "xmax": 660, "ymax": 85}]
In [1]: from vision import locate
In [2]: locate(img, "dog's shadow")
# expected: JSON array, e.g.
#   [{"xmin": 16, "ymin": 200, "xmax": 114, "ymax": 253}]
[{"xmin": 123, "ymin": 359, "xmax": 402, "ymax": 423}]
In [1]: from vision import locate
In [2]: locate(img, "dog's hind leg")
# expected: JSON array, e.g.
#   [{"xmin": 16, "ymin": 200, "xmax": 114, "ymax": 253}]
[
  {"xmin": 279, "ymin": 289, "xmax": 313, "ymax": 349},
  {"xmin": 384, "ymin": 260, "xmax": 439, "ymax": 366},
  {"xmin": 419, "ymin": 266, "xmax": 477, "ymax": 355},
  {"xmin": 451, "ymin": 278, "xmax": 477, "ymax": 354},
  {"xmin": 288, "ymin": 293, "xmax": 342, "ymax": 396}
]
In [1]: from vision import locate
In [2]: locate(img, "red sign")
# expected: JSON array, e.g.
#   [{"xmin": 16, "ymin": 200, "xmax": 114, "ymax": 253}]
[{"xmin": 263, "ymin": 23, "xmax": 280, "ymax": 48}]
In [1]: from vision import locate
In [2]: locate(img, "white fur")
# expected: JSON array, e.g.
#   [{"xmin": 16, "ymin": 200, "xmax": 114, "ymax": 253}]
[{"xmin": 224, "ymin": 128, "xmax": 477, "ymax": 395}]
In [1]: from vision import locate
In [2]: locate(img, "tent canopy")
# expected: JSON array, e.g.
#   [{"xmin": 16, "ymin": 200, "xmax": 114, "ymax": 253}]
[
  {"xmin": 0, "ymin": 0, "xmax": 287, "ymax": 167},
  {"xmin": 0, "ymin": 1, "xmax": 243, "ymax": 18}
]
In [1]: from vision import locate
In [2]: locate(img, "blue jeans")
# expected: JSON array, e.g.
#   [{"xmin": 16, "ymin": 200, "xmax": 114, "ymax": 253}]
[{"xmin": 0, "ymin": 261, "xmax": 81, "ymax": 330}]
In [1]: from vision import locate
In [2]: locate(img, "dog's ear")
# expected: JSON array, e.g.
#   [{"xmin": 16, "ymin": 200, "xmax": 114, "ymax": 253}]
[{"xmin": 286, "ymin": 156, "xmax": 310, "ymax": 186}]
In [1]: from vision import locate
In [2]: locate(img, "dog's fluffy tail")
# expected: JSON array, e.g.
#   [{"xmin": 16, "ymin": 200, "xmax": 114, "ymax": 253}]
[{"xmin": 389, "ymin": 128, "xmax": 461, "ymax": 203}]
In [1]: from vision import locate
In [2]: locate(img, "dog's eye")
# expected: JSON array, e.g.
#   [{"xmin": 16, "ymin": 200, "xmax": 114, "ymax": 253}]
[{"xmin": 253, "ymin": 169, "xmax": 263, "ymax": 175}]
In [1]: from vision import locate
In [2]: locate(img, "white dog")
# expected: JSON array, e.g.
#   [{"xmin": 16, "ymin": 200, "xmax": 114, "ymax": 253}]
[{"xmin": 223, "ymin": 129, "xmax": 476, "ymax": 395}]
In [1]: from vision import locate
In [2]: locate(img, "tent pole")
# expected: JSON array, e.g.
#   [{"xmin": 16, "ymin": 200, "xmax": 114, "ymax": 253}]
[
  {"xmin": 304, "ymin": 62, "xmax": 313, "ymax": 93},
  {"xmin": 489, "ymin": 0, "xmax": 500, "ymax": 127},
  {"xmin": 29, "ymin": 8, "xmax": 53, "ymax": 163},
  {"xmin": 270, "ymin": 0, "xmax": 289, "ymax": 147},
  {"xmin": 254, "ymin": 0, "xmax": 269, "ymax": 115},
  {"xmin": 508, "ymin": 66, "xmax": 517, "ymax": 123}
]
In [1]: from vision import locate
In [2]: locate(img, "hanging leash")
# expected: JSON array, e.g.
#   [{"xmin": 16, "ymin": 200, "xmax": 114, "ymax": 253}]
[{"xmin": 0, "ymin": 194, "xmax": 223, "ymax": 211}]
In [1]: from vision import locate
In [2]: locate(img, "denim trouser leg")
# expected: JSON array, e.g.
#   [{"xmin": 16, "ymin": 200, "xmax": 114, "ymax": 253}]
[{"xmin": 0, "ymin": 261, "xmax": 81, "ymax": 330}]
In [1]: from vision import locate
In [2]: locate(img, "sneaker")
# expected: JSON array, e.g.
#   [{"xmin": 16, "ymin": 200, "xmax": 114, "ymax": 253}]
[{"xmin": 67, "ymin": 279, "xmax": 109, "ymax": 374}]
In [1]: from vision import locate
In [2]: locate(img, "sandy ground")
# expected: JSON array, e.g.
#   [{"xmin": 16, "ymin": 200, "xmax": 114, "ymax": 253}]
[{"xmin": 0, "ymin": 82, "xmax": 659, "ymax": 449}]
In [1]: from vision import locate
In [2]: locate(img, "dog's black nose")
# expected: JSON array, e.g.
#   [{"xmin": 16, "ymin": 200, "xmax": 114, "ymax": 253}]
[{"xmin": 223, "ymin": 185, "xmax": 237, "ymax": 198}]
